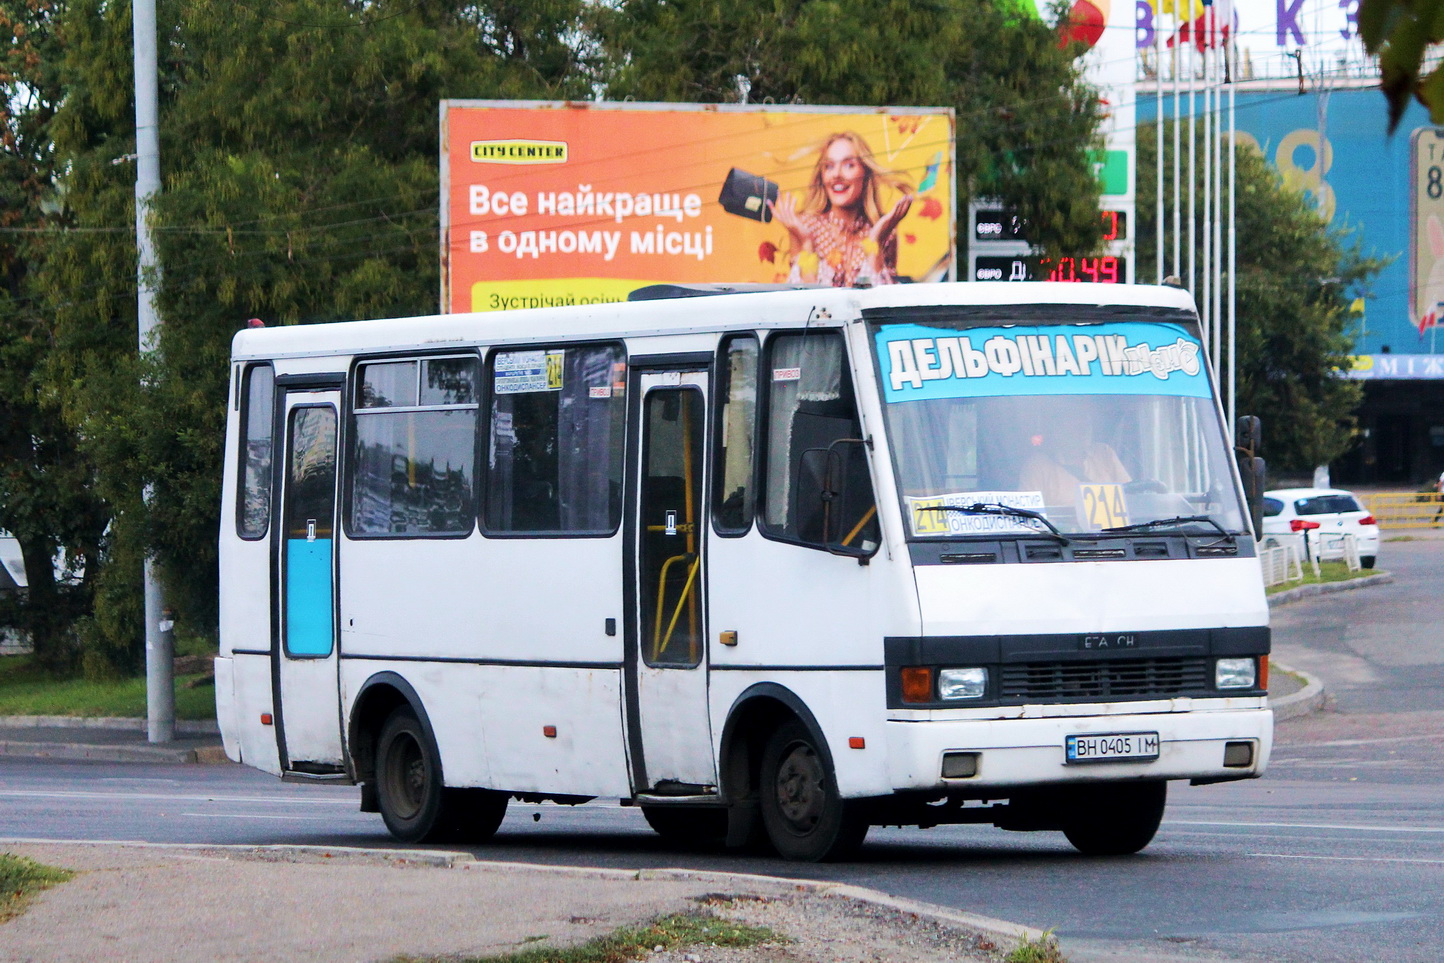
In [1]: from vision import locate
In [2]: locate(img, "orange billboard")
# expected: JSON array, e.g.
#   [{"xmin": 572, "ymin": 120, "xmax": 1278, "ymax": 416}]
[{"xmin": 441, "ymin": 101, "xmax": 955, "ymax": 313}]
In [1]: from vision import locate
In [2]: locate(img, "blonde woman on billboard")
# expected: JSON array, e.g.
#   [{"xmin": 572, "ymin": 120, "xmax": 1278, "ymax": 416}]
[{"xmin": 769, "ymin": 131, "xmax": 913, "ymax": 287}]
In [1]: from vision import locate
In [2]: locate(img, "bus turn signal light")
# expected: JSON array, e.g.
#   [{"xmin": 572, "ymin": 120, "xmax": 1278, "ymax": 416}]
[{"xmin": 900, "ymin": 667, "xmax": 933, "ymax": 704}]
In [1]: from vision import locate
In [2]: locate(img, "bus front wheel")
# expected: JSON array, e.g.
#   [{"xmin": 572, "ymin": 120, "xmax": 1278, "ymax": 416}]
[
  {"xmin": 1060, "ymin": 781, "xmax": 1167, "ymax": 856},
  {"xmin": 759, "ymin": 720, "xmax": 868, "ymax": 862},
  {"xmin": 375, "ymin": 707, "xmax": 508, "ymax": 844}
]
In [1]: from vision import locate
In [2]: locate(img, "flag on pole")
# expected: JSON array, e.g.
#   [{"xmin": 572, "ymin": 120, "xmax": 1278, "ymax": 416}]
[{"xmin": 1420, "ymin": 307, "xmax": 1440, "ymax": 337}]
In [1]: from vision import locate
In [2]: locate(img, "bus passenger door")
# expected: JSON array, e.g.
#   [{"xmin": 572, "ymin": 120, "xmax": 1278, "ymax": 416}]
[
  {"xmin": 627, "ymin": 369, "xmax": 717, "ymax": 792},
  {"xmin": 272, "ymin": 389, "xmax": 346, "ymax": 773}
]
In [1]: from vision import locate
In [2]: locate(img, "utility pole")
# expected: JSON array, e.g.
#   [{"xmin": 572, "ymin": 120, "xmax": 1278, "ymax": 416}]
[{"xmin": 134, "ymin": 0, "xmax": 173, "ymax": 743}]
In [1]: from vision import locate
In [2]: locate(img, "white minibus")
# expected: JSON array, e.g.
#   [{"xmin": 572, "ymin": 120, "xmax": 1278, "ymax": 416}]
[{"xmin": 216, "ymin": 281, "xmax": 1272, "ymax": 861}]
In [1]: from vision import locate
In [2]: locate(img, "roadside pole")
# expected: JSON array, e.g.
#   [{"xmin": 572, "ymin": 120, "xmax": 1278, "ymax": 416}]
[{"xmin": 134, "ymin": 0, "xmax": 173, "ymax": 743}]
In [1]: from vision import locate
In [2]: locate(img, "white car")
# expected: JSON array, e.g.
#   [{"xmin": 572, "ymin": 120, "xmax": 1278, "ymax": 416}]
[{"xmin": 1261, "ymin": 487, "xmax": 1379, "ymax": 569}]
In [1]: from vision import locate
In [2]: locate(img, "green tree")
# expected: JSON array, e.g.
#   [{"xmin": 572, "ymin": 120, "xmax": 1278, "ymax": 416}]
[
  {"xmin": 1359, "ymin": 0, "xmax": 1444, "ymax": 132},
  {"xmin": 594, "ymin": 0, "xmax": 1107, "ymax": 257},
  {"xmin": 0, "ymin": 0, "xmax": 111, "ymax": 673},
  {"xmin": 1136, "ymin": 123, "xmax": 1387, "ymax": 473},
  {"xmin": 24, "ymin": 0, "xmax": 589, "ymax": 673}
]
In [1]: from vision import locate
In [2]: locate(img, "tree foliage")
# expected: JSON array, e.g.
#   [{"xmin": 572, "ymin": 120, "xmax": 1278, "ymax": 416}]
[
  {"xmin": 3, "ymin": 0, "xmax": 1115, "ymax": 676},
  {"xmin": 1359, "ymin": 0, "xmax": 1444, "ymax": 132},
  {"xmin": 0, "ymin": 0, "xmax": 110, "ymax": 673},
  {"xmin": 12, "ymin": 0, "xmax": 589, "ymax": 673},
  {"xmin": 594, "ymin": 0, "xmax": 1106, "ymax": 256},
  {"xmin": 1136, "ymin": 123, "xmax": 1387, "ymax": 473}
]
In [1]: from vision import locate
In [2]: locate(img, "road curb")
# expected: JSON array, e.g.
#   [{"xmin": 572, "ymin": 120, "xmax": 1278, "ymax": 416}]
[
  {"xmin": 0, "ymin": 715, "xmax": 218, "ymax": 734},
  {"xmin": 0, "ymin": 739, "xmax": 221, "ymax": 764},
  {"xmin": 1267, "ymin": 570, "xmax": 1393, "ymax": 607},
  {"xmin": 1268, "ymin": 662, "xmax": 1325, "ymax": 722}
]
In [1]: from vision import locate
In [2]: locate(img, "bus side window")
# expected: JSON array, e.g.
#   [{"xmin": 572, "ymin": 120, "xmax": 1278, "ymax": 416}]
[
  {"xmin": 237, "ymin": 363, "xmax": 274, "ymax": 539},
  {"xmin": 713, "ymin": 335, "xmax": 758, "ymax": 535},
  {"xmin": 484, "ymin": 343, "xmax": 626, "ymax": 535},
  {"xmin": 761, "ymin": 332, "xmax": 877, "ymax": 551},
  {"xmin": 349, "ymin": 356, "xmax": 479, "ymax": 537}
]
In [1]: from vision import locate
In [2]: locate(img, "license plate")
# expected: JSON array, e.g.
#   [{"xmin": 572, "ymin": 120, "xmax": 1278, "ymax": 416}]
[{"xmin": 1065, "ymin": 731, "xmax": 1160, "ymax": 764}]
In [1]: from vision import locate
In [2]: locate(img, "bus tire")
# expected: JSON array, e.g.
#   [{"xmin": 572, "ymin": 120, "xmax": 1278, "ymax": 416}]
[
  {"xmin": 759, "ymin": 720, "xmax": 868, "ymax": 862},
  {"xmin": 375, "ymin": 706, "xmax": 454, "ymax": 843},
  {"xmin": 640, "ymin": 805, "xmax": 728, "ymax": 845},
  {"xmin": 1061, "ymin": 781, "xmax": 1167, "ymax": 856}
]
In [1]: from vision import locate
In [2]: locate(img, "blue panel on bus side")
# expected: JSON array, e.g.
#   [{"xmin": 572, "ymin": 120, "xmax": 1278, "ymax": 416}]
[{"xmin": 285, "ymin": 538, "xmax": 334, "ymax": 657}]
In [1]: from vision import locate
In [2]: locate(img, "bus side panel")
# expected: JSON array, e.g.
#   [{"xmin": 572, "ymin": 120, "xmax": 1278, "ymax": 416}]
[
  {"xmin": 218, "ymin": 367, "xmax": 280, "ymax": 773},
  {"xmin": 214, "ymin": 656, "xmax": 239, "ymax": 763},
  {"xmin": 232, "ymin": 653, "xmax": 281, "ymax": 774},
  {"xmin": 474, "ymin": 666, "xmax": 631, "ymax": 797},
  {"xmin": 706, "ymin": 531, "xmax": 920, "ymax": 799},
  {"xmin": 338, "ymin": 535, "xmax": 630, "ymax": 795}
]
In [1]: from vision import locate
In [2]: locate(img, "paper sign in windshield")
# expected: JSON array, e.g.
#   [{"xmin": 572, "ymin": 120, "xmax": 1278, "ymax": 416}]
[
  {"xmin": 876, "ymin": 322, "xmax": 1210, "ymax": 402},
  {"xmin": 907, "ymin": 491, "xmax": 1046, "ymax": 537}
]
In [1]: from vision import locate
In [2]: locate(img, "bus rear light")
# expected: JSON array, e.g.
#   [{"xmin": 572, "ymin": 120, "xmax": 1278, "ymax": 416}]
[
  {"xmin": 900, "ymin": 667, "xmax": 933, "ymax": 703},
  {"xmin": 941, "ymin": 752, "xmax": 979, "ymax": 778}
]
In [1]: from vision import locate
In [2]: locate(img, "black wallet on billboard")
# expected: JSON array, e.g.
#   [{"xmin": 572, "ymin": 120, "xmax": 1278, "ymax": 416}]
[{"xmin": 718, "ymin": 168, "xmax": 778, "ymax": 222}]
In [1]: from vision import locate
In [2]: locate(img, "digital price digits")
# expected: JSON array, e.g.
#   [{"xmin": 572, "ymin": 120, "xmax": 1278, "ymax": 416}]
[{"xmin": 1037, "ymin": 255, "xmax": 1123, "ymax": 284}]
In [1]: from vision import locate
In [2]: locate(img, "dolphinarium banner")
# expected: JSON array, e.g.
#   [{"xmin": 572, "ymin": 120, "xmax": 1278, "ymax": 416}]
[{"xmin": 874, "ymin": 322, "xmax": 1211, "ymax": 402}]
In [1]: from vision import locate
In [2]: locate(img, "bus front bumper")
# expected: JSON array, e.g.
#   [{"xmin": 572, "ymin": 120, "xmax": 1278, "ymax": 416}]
[{"xmin": 884, "ymin": 701, "xmax": 1273, "ymax": 791}]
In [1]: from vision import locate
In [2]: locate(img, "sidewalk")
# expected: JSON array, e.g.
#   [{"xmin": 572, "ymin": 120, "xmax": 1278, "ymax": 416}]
[{"xmin": 0, "ymin": 841, "xmax": 1045, "ymax": 963}]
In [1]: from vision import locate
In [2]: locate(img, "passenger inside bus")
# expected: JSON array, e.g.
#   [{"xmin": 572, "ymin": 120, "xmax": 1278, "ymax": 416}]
[{"xmin": 1018, "ymin": 401, "xmax": 1131, "ymax": 505}]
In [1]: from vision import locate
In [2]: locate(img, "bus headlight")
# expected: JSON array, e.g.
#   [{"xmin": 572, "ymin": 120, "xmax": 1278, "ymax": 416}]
[
  {"xmin": 1215, "ymin": 658, "xmax": 1257, "ymax": 690},
  {"xmin": 938, "ymin": 668, "xmax": 988, "ymax": 700}
]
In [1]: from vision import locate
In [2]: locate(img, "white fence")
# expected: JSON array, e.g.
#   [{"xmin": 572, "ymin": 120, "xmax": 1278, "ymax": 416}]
[{"xmin": 1259, "ymin": 533, "xmax": 1360, "ymax": 588}]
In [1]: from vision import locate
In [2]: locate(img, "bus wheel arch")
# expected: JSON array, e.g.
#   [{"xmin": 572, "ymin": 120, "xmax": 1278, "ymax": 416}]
[
  {"xmin": 349, "ymin": 672, "xmax": 438, "ymax": 804},
  {"xmin": 719, "ymin": 684, "xmax": 866, "ymax": 860}
]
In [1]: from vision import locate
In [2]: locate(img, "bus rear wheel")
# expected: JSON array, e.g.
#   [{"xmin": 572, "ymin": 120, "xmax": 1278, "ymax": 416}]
[
  {"xmin": 759, "ymin": 720, "xmax": 868, "ymax": 862},
  {"xmin": 375, "ymin": 707, "xmax": 509, "ymax": 844},
  {"xmin": 1060, "ymin": 781, "xmax": 1167, "ymax": 856}
]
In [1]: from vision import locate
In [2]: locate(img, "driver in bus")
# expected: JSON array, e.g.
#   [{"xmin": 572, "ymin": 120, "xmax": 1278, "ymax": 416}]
[{"xmin": 1019, "ymin": 402, "xmax": 1130, "ymax": 505}]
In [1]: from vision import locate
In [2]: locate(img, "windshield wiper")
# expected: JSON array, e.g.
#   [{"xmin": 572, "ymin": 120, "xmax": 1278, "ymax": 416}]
[
  {"xmin": 919, "ymin": 502, "xmax": 1069, "ymax": 544},
  {"xmin": 1104, "ymin": 514, "xmax": 1232, "ymax": 537}
]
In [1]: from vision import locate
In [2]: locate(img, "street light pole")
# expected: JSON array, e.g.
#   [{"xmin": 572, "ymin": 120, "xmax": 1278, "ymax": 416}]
[{"xmin": 134, "ymin": 0, "xmax": 173, "ymax": 744}]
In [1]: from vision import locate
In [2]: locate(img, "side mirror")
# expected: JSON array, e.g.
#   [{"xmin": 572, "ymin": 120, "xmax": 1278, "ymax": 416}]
[
  {"xmin": 1234, "ymin": 415, "xmax": 1265, "ymax": 537},
  {"xmin": 1236, "ymin": 415, "xmax": 1261, "ymax": 457},
  {"xmin": 798, "ymin": 439, "xmax": 878, "ymax": 558}
]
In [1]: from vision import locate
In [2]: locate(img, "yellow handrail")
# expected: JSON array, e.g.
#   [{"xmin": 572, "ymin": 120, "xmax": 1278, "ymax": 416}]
[{"xmin": 651, "ymin": 552, "xmax": 701, "ymax": 662}]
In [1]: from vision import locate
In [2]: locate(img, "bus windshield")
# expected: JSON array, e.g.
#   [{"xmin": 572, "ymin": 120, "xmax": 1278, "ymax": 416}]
[{"xmin": 871, "ymin": 318, "xmax": 1248, "ymax": 539}]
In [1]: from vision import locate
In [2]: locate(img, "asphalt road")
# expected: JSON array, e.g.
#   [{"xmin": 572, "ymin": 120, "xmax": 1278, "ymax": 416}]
[{"xmin": 3, "ymin": 535, "xmax": 1441, "ymax": 962}]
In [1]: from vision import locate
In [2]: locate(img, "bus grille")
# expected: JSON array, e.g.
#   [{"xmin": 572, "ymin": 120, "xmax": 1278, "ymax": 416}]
[{"xmin": 999, "ymin": 657, "xmax": 1212, "ymax": 701}]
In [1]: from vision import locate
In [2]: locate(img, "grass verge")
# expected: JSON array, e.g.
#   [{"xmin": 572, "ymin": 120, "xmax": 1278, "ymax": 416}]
[
  {"xmin": 392, "ymin": 911, "xmax": 780, "ymax": 963},
  {"xmin": 0, "ymin": 853, "xmax": 74, "ymax": 923},
  {"xmin": 0, "ymin": 655, "xmax": 216, "ymax": 720},
  {"xmin": 1004, "ymin": 930, "xmax": 1068, "ymax": 963},
  {"xmin": 1265, "ymin": 560, "xmax": 1377, "ymax": 596}
]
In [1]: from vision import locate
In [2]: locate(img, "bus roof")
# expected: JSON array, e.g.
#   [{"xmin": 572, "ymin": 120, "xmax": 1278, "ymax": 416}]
[{"xmin": 230, "ymin": 282, "xmax": 1199, "ymax": 362}]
